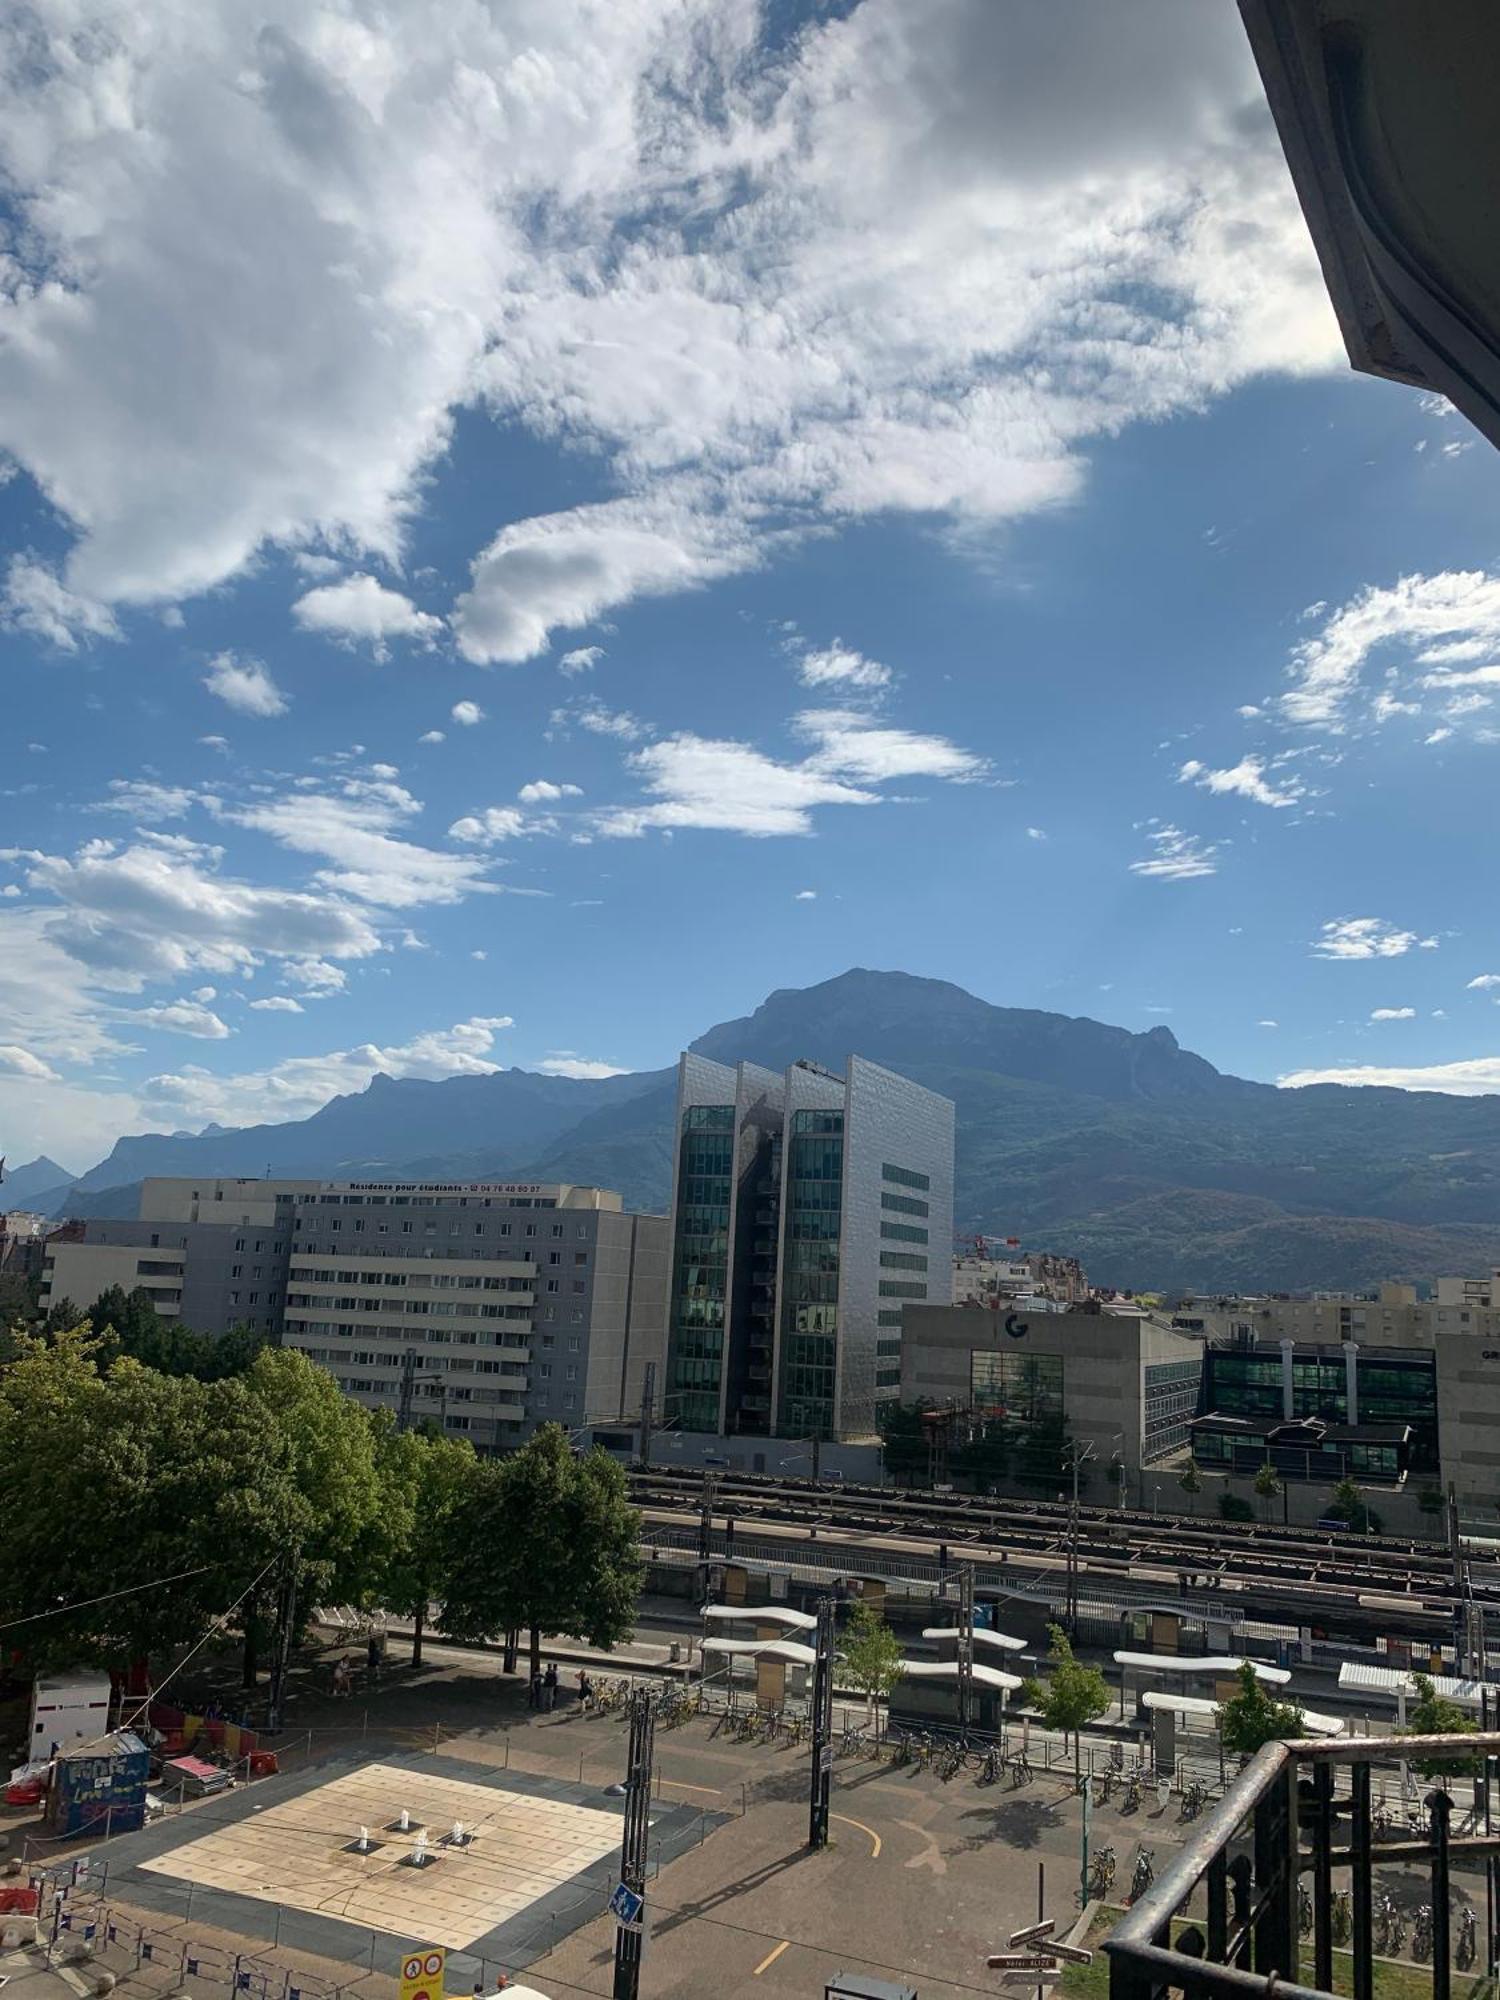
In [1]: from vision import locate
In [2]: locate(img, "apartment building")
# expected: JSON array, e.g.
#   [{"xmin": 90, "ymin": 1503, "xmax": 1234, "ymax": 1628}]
[
  {"xmin": 281, "ymin": 1181, "xmax": 669, "ymax": 1450},
  {"xmin": 664, "ymin": 1052, "xmax": 955, "ymax": 1441},
  {"xmin": 38, "ymin": 1177, "xmax": 320, "ymax": 1333}
]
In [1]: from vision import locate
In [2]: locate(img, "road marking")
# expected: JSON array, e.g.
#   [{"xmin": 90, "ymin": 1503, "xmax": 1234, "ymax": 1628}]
[
  {"xmin": 659, "ymin": 1779, "xmax": 722, "ymax": 1795},
  {"xmin": 895, "ymin": 1818, "xmax": 946, "ymax": 1875},
  {"xmin": 830, "ymin": 1813, "xmax": 882, "ymax": 1858},
  {"xmin": 753, "ymin": 1941, "xmax": 791, "ymax": 1976}
]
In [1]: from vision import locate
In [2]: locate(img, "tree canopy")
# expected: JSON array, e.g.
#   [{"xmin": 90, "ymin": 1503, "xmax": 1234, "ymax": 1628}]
[
  {"xmin": 1402, "ymin": 1673, "xmax": 1482, "ymax": 1779},
  {"xmin": 838, "ymin": 1599, "xmax": 905, "ymax": 1720},
  {"xmin": 1019, "ymin": 1623, "xmax": 1110, "ymax": 1777},
  {"xmin": 1216, "ymin": 1661, "xmax": 1305, "ymax": 1756}
]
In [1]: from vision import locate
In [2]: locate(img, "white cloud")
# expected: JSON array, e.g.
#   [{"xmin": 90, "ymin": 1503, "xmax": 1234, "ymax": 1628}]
[
  {"xmin": 1026, "ymin": 827, "xmax": 1047, "ymax": 841},
  {"xmin": 537, "ymin": 1050, "xmax": 629, "ymax": 1080},
  {"xmin": 2, "ymin": 559, "xmax": 121, "ymax": 651},
  {"xmin": 1370, "ymin": 1007, "xmax": 1416, "ymax": 1022},
  {"xmin": 200, "ymin": 735, "xmax": 229, "ymax": 752},
  {"xmin": 1279, "ymin": 1057, "xmax": 1500, "ymax": 1096},
  {"xmin": 793, "ymin": 709, "xmax": 985, "ymax": 784},
  {"xmin": 448, "ymin": 807, "xmax": 529, "ymax": 845},
  {"xmin": 0, "ymin": 0, "xmax": 1336, "ymax": 643},
  {"xmin": 518, "ymin": 780, "xmax": 582, "ymax": 804},
  {"xmin": 138, "ymin": 1016, "xmax": 516, "ymax": 1130},
  {"xmin": 134, "ymin": 999, "xmax": 233, "ymax": 1039},
  {"xmin": 0, "ymin": 1044, "xmax": 61, "ymax": 1082},
  {"xmin": 470, "ymin": 949, "xmax": 487, "ymax": 961},
  {"xmin": 95, "ymin": 780, "xmax": 202, "ymax": 823},
  {"xmin": 553, "ymin": 699, "xmax": 648, "ymax": 742},
  {"xmin": 224, "ymin": 779, "xmax": 493, "ymax": 910},
  {"xmin": 1311, "ymin": 918, "xmax": 1433, "ymax": 961},
  {"xmin": 203, "ymin": 653, "xmax": 288, "ymax": 719},
  {"xmin": 249, "ymin": 995, "xmax": 304, "ymax": 1013},
  {"xmin": 292, "ymin": 573, "xmax": 444, "ymax": 656},
  {"xmin": 558, "ymin": 647, "xmax": 604, "ymax": 676},
  {"xmin": 451, "ymin": 701, "xmax": 485, "ymax": 727},
  {"xmin": 1178, "ymin": 755, "xmax": 1302, "ymax": 808},
  {"xmin": 419, "ymin": 729, "xmax": 446, "ymax": 745},
  {"xmin": 1128, "ymin": 825, "xmax": 1219, "ymax": 880},
  {"xmin": 282, "ymin": 957, "xmax": 347, "ymax": 997},
  {"xmin": 794, "ymin": 889, "xmax": 817, "ymax": 900},
  {"xmin": 1257, "ymin": 1019, "xmax": 1278, "ymax": 1029},
  {"xmin": 597, "ymin": 734, "xmax": 877, "ymax": 839},
  {"xmin": 795, "ymin": 641, "xmax": 893, "ymax": 691},
  {"xmin": 1471, "ymin": 975, "xmax": 1500, "ymax": 991},
  {"xmin": 1279, "ymin": 571, "xmax": 1500, "ymax": 729},
  {"xmin": 189, "ymin": 986, "xmax": 217, "ymax": 1003}
]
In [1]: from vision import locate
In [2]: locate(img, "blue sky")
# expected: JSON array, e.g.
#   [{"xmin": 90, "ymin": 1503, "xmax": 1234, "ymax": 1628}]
[{"xmin": 3, "ymin": 0, "xmax": 1500, "ymax": 1172}]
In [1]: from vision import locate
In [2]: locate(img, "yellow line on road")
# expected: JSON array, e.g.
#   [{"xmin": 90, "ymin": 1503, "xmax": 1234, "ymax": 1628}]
[
  {"xmin": 830, "ymin": 1812, "xmax": 882, "ymax": 1858},
  {"xmin": 753, "ymin": 1941, "xmax": 791, "ymax": 1976},
  {"xmin": 661, "ymin": 1780, "xmax": 722, "ymax": 1795}
]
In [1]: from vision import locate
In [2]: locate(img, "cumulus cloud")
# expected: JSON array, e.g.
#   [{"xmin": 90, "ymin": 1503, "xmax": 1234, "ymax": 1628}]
[
  {"xmin": 134, "ymin": 999, "xmax": 233, "ymax": 1039},
  {"xmin": 1370, "ymin": 1007, "xmax": 1416, "ymax": 1022},
  {"xmin": 223, "ymin": 778, "xmax": 494, "ymax": 910},
  {"xmin": 419, "ymin": 729, "xmax": 445, "ymax": 744},
  {"xmin": 794, "ymin": 889, "xmax": 817, "ymax": 900},
  {"xmin": 1311, "ymin": 918, "xmax": 1434, "ymax": 961},
  {"xmin": 248, "ymin": 995, "xmax": 304, "ymax": 1013},
  {"xmin": 552, "ymin": 699, "xmax": 648, "ymax": 742},
  {"xmin": 1278, "ymin": 571, "xmax": 1500, "ymax": 729},
  {"xmin": 1279, "ymin": 1057, "xmax": 1500, "ymax": 1096},
  {"xmin": 203, "ymin": 653, "xmax": 288, "ymax": 718},
  {"xmin": 598, "ymin": 735, "xmax": 878, "ymax": 838},
  {"xmin": 292, "ymin": 573, "xmax": 444, "ymax": 655},
  {"xmin": 793, "ymin": 709, "xmax": 985, "ymax": 784},
  {"xmin": 1257, "ymin": 1019, "xmax": 1278, "ymax": 1029},
  {"xmin": 1128, "ymin": 825, "xmax": 1219, "ymax": 880},
  {"xmin": 94, "ymin": 781, "xmax": 202, "ymax": 823},
  {"xmin": 537, "ymin": 1050, "xmax": 630, "ymax": 1080},
  {"xmin": 558, "ymin": 647, "xmax": 604, "ymax": 676},
  {"xmin": 0, "ymin": 1044, "xmax": 61, "ymax": 1082},
  {"xmin": 448, "ymin": 808, "xmax": 529, "ymax": 845},
  {"xmin": 1468, "ymin": 975, "xmax": 1500, "ymax": 990},
  {"xmin": 0, "ymin": 0, "xmax": 1336, "ymax": 644},
  {"xmin": 2, "ymin": 559, "xmax": 120, "ymax": 651},
  {"xmin": 450, "ymin": 701, "xmax": 485, "ymax": 727},
  {"xmin": 795, "ymin": 641, "xmax": 893, "ymax": 691},
  {"xmin": 1179, "ymin": 755, "xmax": 1303, "ymax": 808},
  {"xmin": 517, "ymin": 780, "xmax": 582, "ymax": 804}
]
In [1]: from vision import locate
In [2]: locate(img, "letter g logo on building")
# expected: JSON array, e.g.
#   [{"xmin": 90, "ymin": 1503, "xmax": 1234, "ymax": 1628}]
[{"xmin": 1004, "ymin": 1313, "xmax": 1029, "ymax": 1341}]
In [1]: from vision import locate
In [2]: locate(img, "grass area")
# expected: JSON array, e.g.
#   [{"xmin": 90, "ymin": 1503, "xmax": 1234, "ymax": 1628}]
[{"xmin": 1065, "ymin": 1907, "xmax": 1499, "ymax": 2000}]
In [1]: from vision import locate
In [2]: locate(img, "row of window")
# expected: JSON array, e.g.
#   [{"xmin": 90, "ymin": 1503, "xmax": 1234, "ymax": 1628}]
[
  {"xmin": 880, "ymin": 1191, "xmax": 928, "ymax": 1218},
  {"xmin": 879, "ymin": 1221, "xmax": 928, "ymax": 1245},
  {"xmin": 307, "ymin": 1193, "xmax": 559, "ymax": 1209},
  {"xmin": 293, "ymin": 1269, "xmax": 527, "ymax": 1289},
  {"xmin": 878, "ymin": 1280, "xmax": 927, "ymax": 1299},
  {"xmin": 879, "ymin": 1250, "xmax": 928, "ymax": 1272},
  {"xmin": 881, "ymin": 1163, "xmax": 931, "ymax": 1191}
]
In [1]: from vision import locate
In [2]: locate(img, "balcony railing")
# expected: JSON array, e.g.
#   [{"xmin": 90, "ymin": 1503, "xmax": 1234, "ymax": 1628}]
[{"xmin": 1104, "ymin": 1731, "xmax": 1500, "ymax": 2000}]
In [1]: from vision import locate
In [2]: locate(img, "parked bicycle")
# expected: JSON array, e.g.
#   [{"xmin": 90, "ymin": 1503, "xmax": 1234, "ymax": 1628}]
[
  {"xmin": 1298, "ymin": 1883, "xmax": 1313, "ymax": 1938},
  {"xmin": 1412, "ymin": 1904, "xmax": 1433, "ymax": 1962},
  {"xmin": 1130, "ymin": 1850, "xmax": 1154, "ymax": 1904},
  {"xmin": 1123, "ymin": 1770, "xmax": 1142, "ymax": 1812},
  {"xmin": 1089, "ymin": 1845, "xmax": 1116, "ymax": 1898},
  {"xmin": 1331, "ymin": 1890, "xmax": 1351, "ymax": 1946},
  {"xmin": 1458, "ymin": 1906, "xmax": 1478, "ymax": 1970}
]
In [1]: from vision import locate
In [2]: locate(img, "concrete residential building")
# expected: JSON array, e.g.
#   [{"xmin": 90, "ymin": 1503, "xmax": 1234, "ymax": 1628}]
[
  {"xmin": 38, "ymin": 1177, "xmax": 320, "ymax": 1334},
  {"xmin": 665, "ymin": 1052, "xmax": 955, "ymax": 1441},
  {"xmin": 281, "ymin": 1180, "xmax": 669, "ymax": 1451},
  {"xmin": 898, "ymin": 1303, "xmax": 1204, "ymax": 1487}
]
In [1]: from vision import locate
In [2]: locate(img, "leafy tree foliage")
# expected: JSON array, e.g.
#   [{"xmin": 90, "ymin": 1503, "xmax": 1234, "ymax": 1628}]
[
  {"xmin": 86, "ymin": 1286, "xmax": 271, "ymax": 1380},
  {"xmin": 1178, "ymin": 1461, "xmax": 1202, "ymax": 1495},
  {"xmin": 441, "ymin": 1424, "xmax": 641, "ymax": 1680},
  {"xmin": 1018, "ymin": 1623, "xmax": 1110, "ymax": 1779},
  {"xmin": 1216, "ymin": 1661, "xmax": 1305, "ymax": 1756},
  {"xmin": 1403, "ymin": 1673, "xmax": 1482, "ymax": 1779},
  {"xmin": 837, "ymin": 1599, "xmax": 905, "ymax": 1723},
  {"xmin": 1219, "ymin": 1493, "xmax": 1255, "ymax": 1521},
  {"xmin": 377, "ymin": 1428, "xmax": 476, "ymax": 1665}
]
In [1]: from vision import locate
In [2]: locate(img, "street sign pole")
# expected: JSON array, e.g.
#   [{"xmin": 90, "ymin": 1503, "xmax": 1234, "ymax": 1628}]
[
  {"xmin": 809, "ymin": 1595, "xmax": 836, "ymax": 1850},
  {"xmin": 612, "ymin": 1688, "xmax": 655, "ymax": 2000}
]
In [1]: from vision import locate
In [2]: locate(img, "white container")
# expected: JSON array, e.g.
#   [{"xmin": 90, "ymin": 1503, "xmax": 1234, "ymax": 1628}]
[{"xmin": 29, "ymin": 1673, "xmax": 112, "ymax": 1755}]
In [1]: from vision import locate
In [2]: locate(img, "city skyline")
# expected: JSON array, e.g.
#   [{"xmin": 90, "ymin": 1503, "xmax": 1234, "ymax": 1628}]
[{"xmin": 5, "ymin": 0, "xmax": 1500, "ymax": 1172}]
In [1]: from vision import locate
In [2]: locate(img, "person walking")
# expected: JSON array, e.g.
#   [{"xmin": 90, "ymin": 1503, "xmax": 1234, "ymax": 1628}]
[
  {"xmin": 543, "ymin": 1662, "xmax": 558, "ymax": 1713},
  {"xmin": 577, "ymin": 1668, "xmax": 593, "ymax": 1709},
  {"xmin": 366, "ymin": 1632, "xmax": 382, "ymax": 1687},
  {"xmin": 528, "ymin": 1670, "xmax": 543, "ymax": 1711}
]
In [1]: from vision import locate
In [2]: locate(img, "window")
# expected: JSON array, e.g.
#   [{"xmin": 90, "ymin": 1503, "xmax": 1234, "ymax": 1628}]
[
  {"xmin": 232, "ymin": 1264, "xmax": 243, "ymax": 1277},
  {"xmin": 880, "ymin": 1221, "xmax": 929, "ymax": 1245},
  {"xmin": 879, "ymin": 1280, "xmax": 927, "ymax": 1299},
  {"xmin": 525, "ymin": 1224, "xmax": 537, "ymax": 1237},
  {"xmin": 552, "ymin": 1223, "xmax": 564, "ymax": 1238},
  {"xmin": 574, "ymin": 1251, "xmax": 588, "ymax": 1266},
  {"xmin": 572, "ymin": 1280, "xmax": 586, "ymax": 1295},
  {"xmin": 235, "ymin": 1237, "xmax": 246, "ymax": 1251},
  {"xmin": 546, "ymin": 1278, "xmax": 560, "ymax": 1294},
  {"xmin": 881, "ymin": 1190, "xmax": 929, "ymax": 1218},
  {"xmin": 548, "ymin": 1251, "xmax": 561, "ymax": 1265},
  {"xmin": 881, "ymin": 1163, "xmax": 930, "ymax": 1191},
  {"xmin": 879, "ymin": 1250, "xmax": 927, "ymax": 1272}
]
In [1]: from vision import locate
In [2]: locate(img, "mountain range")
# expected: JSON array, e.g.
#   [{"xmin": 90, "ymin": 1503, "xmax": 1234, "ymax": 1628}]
[{"xmin": 20, "ymin": 967, "xmax": 1500, "ymax": 1291}]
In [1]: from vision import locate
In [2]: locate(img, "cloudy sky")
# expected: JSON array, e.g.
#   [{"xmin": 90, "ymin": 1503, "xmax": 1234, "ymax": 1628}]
[{"xmin": 4, "ymin": 0, "xmax": 1500, "ymax": 1172}]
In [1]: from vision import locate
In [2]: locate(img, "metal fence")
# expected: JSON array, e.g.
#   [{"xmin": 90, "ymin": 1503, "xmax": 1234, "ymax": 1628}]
[{"xmin": 1104, "ymin": 1730, "xmax": 1500, "ymax": 2000}]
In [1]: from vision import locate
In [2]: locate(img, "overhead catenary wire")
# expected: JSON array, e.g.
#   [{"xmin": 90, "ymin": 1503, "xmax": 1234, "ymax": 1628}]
[
  {"xmin": 119, "ymin": 1552, "xmax": 282, "ymax": 1733},
  {"xmin": 0, "ymin": 1564, "xmax": 216, "ymax": 1635}
]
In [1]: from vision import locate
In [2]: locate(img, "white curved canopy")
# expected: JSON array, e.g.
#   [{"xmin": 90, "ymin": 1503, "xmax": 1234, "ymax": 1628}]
[
  {"xmin": 702, "ymin": 1636, "xmax": 817, "ymax": 1665},
  {"xmin": 703, "ymin": 1604, "xmax": 818, "ymax": 1631},
  {"xmin": 899, "ymin": 1658, "xmax": 1024, "ymax": 1693},
  {"xmin": 923, "ymin": 1625, "xmax": 1027, "ymax": 1653},
  {"xmin": 1140, "ymin": 1689, "xmax": 1344, "ymax": 1736},
  {"xmin": 1114, "ymin": 1652, "xmax": 1292, "ymax": 1684}
]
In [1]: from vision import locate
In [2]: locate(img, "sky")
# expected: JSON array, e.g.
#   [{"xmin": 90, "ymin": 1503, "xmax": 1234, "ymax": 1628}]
[{"xmin": 4, "ymin": 0, "xmax": 1500, "ymax": 1175}]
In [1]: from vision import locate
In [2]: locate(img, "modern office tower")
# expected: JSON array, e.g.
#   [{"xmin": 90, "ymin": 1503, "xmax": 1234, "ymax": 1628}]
[
  {"xmin": 281, "ymin": 1180, "xmax": 669, "ymax": 1450},
  {"xmin": 664, "ymin": 1053, "xmax": 955, "ymax": 1440}
]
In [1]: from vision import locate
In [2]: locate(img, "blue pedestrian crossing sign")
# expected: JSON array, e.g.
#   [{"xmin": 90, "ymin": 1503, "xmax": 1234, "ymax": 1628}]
[{"xmin": 610, "ymin": 1882, "xmax": 644, "ymax": 1932}]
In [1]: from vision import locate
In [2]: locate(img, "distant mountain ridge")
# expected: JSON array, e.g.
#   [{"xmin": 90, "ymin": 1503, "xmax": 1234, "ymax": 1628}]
[
  {"xmin": 41, "ymin": 968, "xmax": 1500, "ymax": 1290},
  {"xmin": 1, "ymin": 1155, "xmax": 78, "ymax": 1210}
]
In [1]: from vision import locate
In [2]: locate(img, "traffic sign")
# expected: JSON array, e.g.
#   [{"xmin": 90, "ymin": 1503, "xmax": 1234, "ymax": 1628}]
[
  {"xmin": 1008, "ymin": 1921, "xmax": 1055, "ymax": 1948},
  {"xmin": 1048, "ymin": 1944, "xmax": 1094, "ymax": 1966},
  {"xmin": 610, "ymin": 1882, "xmax": 645, "ymax": 1933},
  {"xmin": 986, "ymin": 1955, "xmax": 1059, "ymax": 1972},
  {"xmin": 819, "ymin": 1743, "xmax": 833, "ymax": 1772},
  {"xmin": 398, "ymin": 1947, "xmax": 445, "ymax": 2000}
]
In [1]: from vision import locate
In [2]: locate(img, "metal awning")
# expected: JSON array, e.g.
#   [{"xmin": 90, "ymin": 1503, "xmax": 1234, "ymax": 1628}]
[
  {"xmin": 899, "ymin": 1658, "xmax": 1024, "ymax": 1694},
  {"xmin": 703, "ymin": 1604, "xmax": 818, "ymax": 1631},
  {"xmin": 702, "ymin": 1636, "xmax": 816, "ymax": 1665},
  {"xmin": 1114, "ymin": 1652, "xmax": 1292, "ymax": 1684},
  {"xmin": 923, "ymin": 1625, "xmax": 1027, "ymax": 1653},
  {"xmin": 1338, "ymin": 1662, "xmax": 1500, "ymax": 1709},
  {"xmin": 1141, "ymin": 1690, "xmax": 1345, "ymax": 1736}
]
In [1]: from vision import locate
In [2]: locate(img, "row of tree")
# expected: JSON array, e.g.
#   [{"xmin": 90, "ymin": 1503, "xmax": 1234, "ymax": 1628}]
[{"xmin": 0, "ymin": 1327, "xmax": 640, "ymax": 1688}]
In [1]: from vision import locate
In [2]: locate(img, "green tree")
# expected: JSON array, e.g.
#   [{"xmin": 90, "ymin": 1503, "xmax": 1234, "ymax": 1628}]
[
  {"xmin": 441, "ymin": 1425, "xmax": 642, "ymax": 1682},
  {"xmin": 837, "ymin": 1599, "xmax": 905, "ymax": 1727},
  {"xmin": 1178, "ymin": 1460, "xmax": 1202, "ymax": 1495},
  {"xmin": 1253, "ymin": 1461, "xmax": 1281, "ymax": 1521},
  {"xmin": 378, "ymin": 1428, "xmax": 476, "ymax": 1666},
  {"xmin": 1216, "ymin": 1661, "xmax": 1305, "ymax": 1757},
  {"xmin": 1327, "ymin": 1476, "xmax": 1371, "ymax": 1533},
  {"xmin": 1220, "ymin": 1492, "xmax": 1255, "ymax": 1522},
  {"xmin": 1018, "ymin": 1623, "xmax": 1110, "ymax": 1780},
  {"xmin": 1402, "ymin": 1673, "xmax": 1482, "ymax": 1779}
]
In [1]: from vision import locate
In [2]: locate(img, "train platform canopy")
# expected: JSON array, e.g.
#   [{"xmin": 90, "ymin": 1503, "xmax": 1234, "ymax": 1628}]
[
  {"xmin": 1114, "ymin": 1652, "xmax": 1293, "ymax": 1684},
  {"xmin": 899, "ymin": 1659, "xmax": 1024, "ymax": 1694},
  {"xmin": 703, "ymin": 1604, "xmax": 817, "ymax": 1631},
  {"xmin": 702, "ymin": 1636, "xmax": 817, "ymax": 1665},
  {"xmin": 923, "ymin": 1625, "xmax": 1027, "ymax": 1653},
  {"xmin": 1141, "ymin": 1690, "xmax": 1345, "ymax": 1736},
  {"xmin": 1338, "ymin": 1662, "xmax": 1500, "ymax": 1708}
]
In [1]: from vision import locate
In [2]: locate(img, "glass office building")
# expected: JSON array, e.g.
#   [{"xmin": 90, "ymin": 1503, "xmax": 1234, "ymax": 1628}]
[
  {"xmin": 1198, "ymin": 1340, "xmax": 1438, "ymax": 1473},
  {"xmin": 664, "ymin": 1051, "xmax": 954, "ymax": 1440}
]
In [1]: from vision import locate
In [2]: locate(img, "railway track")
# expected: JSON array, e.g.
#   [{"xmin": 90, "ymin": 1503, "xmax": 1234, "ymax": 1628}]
[{"xmin": 628, "ymin": 1465, "xmax": 1500, "ymax": 1630}]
